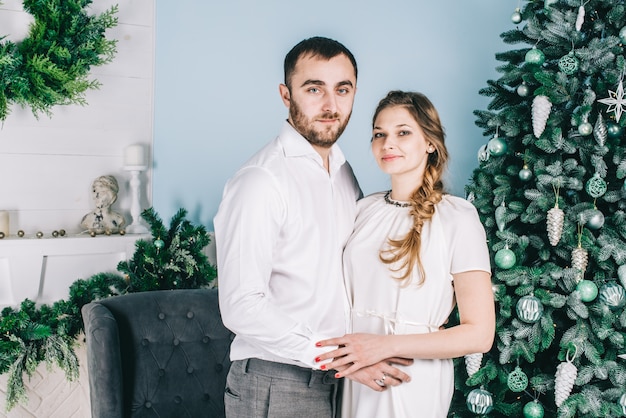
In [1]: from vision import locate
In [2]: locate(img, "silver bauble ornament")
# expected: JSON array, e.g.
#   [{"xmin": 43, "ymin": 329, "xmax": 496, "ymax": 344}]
[
  {"xmin": 519, "ymin": 165, "xmax": 533, "ymax": 181},
  {"xmin": 516, "ymin": 295, "xmax": 543, "ymax": 323},
  {"xmin": 466, "ymin": 388, "xmax": 494, "ymax": 415},
  {"xmin": 517, "ymin": 83, "xmax": 530, "ymax": 97},
  {"xmin": 511, "ymin": 9, "xmax": 522, "ymax": 24},
  {"xmin": 578, "ymin": 122, "xmax": 593, "ymax": 136},
  {"xmin": 488, "ymin": 136, "xmax": 507, "ymax": 156},
  {"xmin": 587, "ymin": 210, "xmax": 605, "ymax": 230},
  {"xmin": 599, "ymin": 282, "xmax": 626, "ymax": 309}
]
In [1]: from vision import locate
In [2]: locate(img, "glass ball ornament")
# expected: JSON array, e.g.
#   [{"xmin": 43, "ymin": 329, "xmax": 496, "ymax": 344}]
[
  {"xmin": 517, "ymin": 83, "xmax": 530, "ymax": 97},
  {"xmin": 511, "ymin": 9, "xmax": 522, "ymax": 24},
  {"xmin": 523, "ymin": 400, "xmax": 545, "ymax": 418},
  {"xmin": 620, "ymin": 26, "xmax": 626, "ymax": 44},
  {"xmin": 576, "ymin": 280, "xmax": 598, "ymax": 302},
  {"xmin": 578, "ymin": 122, "xmax": 593, "ymax": 136},
  {"xmin": 488, "ymin": 136, "xmax": 507, "ymax": 156},
  {"xmin": 585, "ymin": 173, "xmax": 607, "ymax": 198},
  {"xmin": 519, "ymin": 165, "xmax": 533, "ymax": 181},
  {"xmin": 466, "ymin": 388, "xmax": 494, "ymax": 415},
  {"xmin": 154, "ymin": 238, "xmax": 165, "ymax": 249},
  {"xmin": 507, "ymin": 366, "xmax": 529, "ymax": 392},
  {"xmin": 525, "ymin": 48, "xmax": 546, "ymax": 66},
  {"xmin": 516, "ymin": 295, "xmax": 543, "ymax": 323},
  {"xmin": 558, "ymin": 53, "xmax": 579, "ymax": 75},
  {"xmin": 599, "ymin": 282, "xmax": 626, "ymax": 309},
  {"xmin": 607, "ymin": 122, "xmax": 623, "ymax": 139},
  {"xmin": 495, "ymin": 248, "xmax": 516, "ymax": 269},
  {"xmin": 586, "ymin": 210, "xmax": 605, "ymax": 230}
]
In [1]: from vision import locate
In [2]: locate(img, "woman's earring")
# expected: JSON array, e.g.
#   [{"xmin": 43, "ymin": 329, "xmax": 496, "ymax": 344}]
[{"xmin": 427, "ymin": 145, "xmax": 435, "ymax": 153}]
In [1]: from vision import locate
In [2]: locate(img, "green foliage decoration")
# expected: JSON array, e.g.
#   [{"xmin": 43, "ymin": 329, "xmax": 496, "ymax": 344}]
[
  {"xmin": 0, "ymin": 0, "xmax": 119, "ymax": 120},
  {"xmin": 0, "ymin": 208, "xmax": 216, "ymax": 410}
]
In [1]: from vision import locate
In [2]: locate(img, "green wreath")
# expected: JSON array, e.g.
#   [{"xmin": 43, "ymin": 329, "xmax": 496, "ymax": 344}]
[{"xmin": 0, "ymin": 0, "xmax": 118, "ymax": 121}]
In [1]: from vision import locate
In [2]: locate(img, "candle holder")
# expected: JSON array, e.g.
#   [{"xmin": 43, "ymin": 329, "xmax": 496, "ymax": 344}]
[{"xmin": 124, "ymin": 165, "xmax": 149, "ymax": 234}]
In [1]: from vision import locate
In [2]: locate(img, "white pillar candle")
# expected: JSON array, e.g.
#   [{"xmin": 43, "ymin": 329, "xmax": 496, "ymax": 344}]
[
  {"xmin": 124, "ymin": 144, "xmax": 146, "ymax": 167},
  {"xmin": 0, "ymin": 211, "xmax": 9, "ymax": 235}
]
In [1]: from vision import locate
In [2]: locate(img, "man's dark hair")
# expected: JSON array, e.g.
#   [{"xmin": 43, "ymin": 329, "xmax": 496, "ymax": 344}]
[{"xmin": 283, "ymin": 36, "xmax": 358, "ymax": 89}]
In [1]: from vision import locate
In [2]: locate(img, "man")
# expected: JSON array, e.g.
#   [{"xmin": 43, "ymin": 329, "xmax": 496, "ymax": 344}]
[{"xmin": 214, "ymin": 36, "xmax": 409, "ymax": 418}]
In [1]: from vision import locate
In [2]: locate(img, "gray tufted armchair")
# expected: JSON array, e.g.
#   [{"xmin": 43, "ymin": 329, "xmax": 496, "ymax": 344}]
[{"xmin": 81, "ymin": 288, "xmax": 233, "ymax": 418}]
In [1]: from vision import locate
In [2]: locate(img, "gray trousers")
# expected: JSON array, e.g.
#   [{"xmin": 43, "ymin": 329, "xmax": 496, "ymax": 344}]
[{"xmin": 224, "ymin": 358, "xmax": 342, "ymax": 418}]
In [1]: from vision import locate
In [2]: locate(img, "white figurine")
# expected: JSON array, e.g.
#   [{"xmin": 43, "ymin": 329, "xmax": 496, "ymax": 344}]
[{"xmin": 81, "ymin": 175, "xmax": 126, "ymax": 234}]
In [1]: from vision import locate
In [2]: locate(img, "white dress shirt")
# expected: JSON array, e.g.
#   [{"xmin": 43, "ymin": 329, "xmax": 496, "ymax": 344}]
[{"xmin": 214, "ymin": 121, "xmax": 361, "ymax": 369}]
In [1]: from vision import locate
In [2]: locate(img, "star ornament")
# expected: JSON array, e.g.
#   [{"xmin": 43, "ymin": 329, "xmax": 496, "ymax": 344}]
[{"xmin": 598, "ymin": 80, "xmax": 626, "ymax": 122}]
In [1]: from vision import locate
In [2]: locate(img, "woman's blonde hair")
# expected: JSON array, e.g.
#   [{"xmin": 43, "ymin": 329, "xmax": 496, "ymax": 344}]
[{"xmin": 373, "ymin": 91, "xmax": 449, "ymax": 284}]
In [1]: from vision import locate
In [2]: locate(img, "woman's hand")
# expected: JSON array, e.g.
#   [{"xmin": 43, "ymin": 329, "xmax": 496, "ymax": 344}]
[
  {"xmin": 335, "ymin": 359, "xmax": 412, "ymax": 391},
  {"xmin": 315, "ymin": 333, "xmax": 396, "ymax": 376}
]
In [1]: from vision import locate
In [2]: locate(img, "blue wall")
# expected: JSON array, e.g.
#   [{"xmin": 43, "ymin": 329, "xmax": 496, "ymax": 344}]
[{"xmin": 153, "ymin": 0, "xmax": 516, "ymax": 230}]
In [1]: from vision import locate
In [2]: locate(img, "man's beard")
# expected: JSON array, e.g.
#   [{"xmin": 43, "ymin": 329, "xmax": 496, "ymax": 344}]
[{"xmin": 289, "ymin": 99, "xmax": 351, "ymax": 148}]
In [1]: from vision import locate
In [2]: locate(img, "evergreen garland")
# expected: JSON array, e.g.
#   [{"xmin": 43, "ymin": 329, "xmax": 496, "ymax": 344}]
[
  {"xmin": 0, "ymin": 0, "xmax": 119, "ymax": 120},
  {"xmin": 0, "ymin": 208, "xmax": 216, "ymax": 410}
]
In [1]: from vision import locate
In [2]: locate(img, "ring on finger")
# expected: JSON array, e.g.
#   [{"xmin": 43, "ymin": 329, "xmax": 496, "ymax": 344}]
[{"xmin": 374, "ymin": 373, "xmax": 387, "ymax": 387}]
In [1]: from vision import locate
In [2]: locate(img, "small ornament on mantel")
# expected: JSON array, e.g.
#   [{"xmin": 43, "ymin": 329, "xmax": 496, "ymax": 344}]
[{"xmin": 80, "ymin": 175, "xmax": 126, "ymax": 235}]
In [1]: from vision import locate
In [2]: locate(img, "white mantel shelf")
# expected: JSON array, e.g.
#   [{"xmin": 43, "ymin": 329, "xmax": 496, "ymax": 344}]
[{"xmin": 0, "ymin": 233, "xmax": 149, "ymax": 309}]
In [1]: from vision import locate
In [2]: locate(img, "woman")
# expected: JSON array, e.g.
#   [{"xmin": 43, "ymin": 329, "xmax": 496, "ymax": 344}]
[{"xmin": 315, "ymin": 91, "xmax": 495, "ymax": 417}]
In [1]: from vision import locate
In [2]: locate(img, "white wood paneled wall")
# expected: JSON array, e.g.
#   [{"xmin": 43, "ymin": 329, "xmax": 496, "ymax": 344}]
[{"xmin": 0, "ymin": 0, "xmax": 155, "ymax": 236}]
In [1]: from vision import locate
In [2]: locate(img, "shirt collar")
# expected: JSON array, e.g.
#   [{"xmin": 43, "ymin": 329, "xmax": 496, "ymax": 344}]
[{"xmin": 278, "ymin": 121, "xmax": 347, "ymax": 172}]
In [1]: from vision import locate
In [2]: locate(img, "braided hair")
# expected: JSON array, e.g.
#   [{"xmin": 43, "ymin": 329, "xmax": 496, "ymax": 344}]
[{"xmin": 374, "ymin": 91, "xmax": 449, "ymax": 285}]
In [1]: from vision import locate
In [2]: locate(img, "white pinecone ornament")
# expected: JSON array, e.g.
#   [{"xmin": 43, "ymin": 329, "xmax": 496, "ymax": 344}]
[
  {"xmin": 465, "ymin": 353, "xmax": 483, "ymax": 377},
  {"xmin": 555, "ymin": 360, "xmax": 578, "ymax": 407},
  {"xmin": 571, "ymin": 246, "xmax": 588, "ymax": 274},
  {"xmin": 532, "ymin": 95, "xmax": 552, "ymax": 138},
  {"xmin": 547, "ymin": 205, "xmax": 565, "ymax": 246}
]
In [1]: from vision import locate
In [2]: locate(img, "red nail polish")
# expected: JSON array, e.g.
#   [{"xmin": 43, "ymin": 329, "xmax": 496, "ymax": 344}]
[
  {"xmin": 335, "ymin": 373, "xmax": 341, "ymax": 378},
  {"xmin": 315, "ymin": 342, "xmax": 322, "ymax": 347},
  {"xmin": 315, "ymin": 357, "xmax": 321, "ymax": 362},
  {"xmin": 320, "ymin": 364, "xmax": 326, "ymax": 370}
]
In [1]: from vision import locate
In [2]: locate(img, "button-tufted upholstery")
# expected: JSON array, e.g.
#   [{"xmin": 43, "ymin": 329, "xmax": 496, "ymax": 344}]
[{"xmin": 81, "ymin": 288, "xmax": 233, "ymax": 418}]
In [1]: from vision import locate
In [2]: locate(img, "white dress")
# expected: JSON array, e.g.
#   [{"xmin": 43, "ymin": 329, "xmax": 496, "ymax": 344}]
[{"xmin": 341, "ymin": 192, "xmax": 491, "ymax": 418}]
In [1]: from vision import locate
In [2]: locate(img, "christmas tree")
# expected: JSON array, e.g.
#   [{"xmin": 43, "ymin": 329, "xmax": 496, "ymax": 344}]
[{"xmin": 450, "ymin": 1, "xmax": 626, "ymax": 417}]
